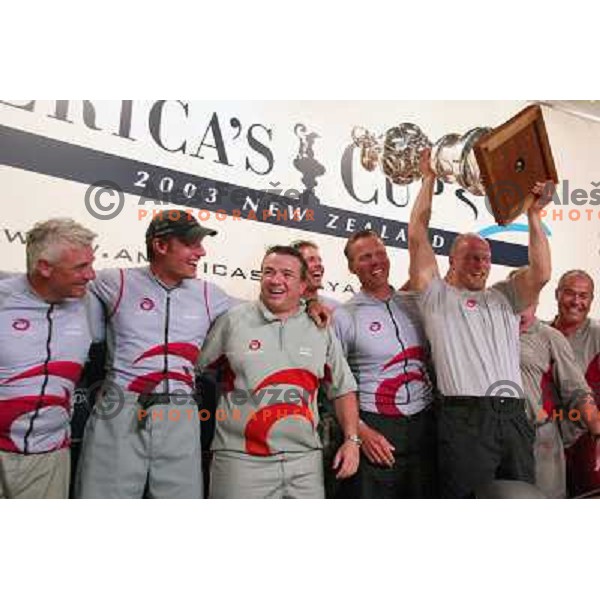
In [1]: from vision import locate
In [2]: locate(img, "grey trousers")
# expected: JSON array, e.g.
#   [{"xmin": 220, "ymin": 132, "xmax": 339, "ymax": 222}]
[
  {"xmin": 534, "ymin": 421, "xmax": 566, "ymax": 499},
  {"xmin": 209, "ymin": 450, "xmax": 325, "ymax": 499},
  {"xmin": 76, "ymin": 396, "xmax": 203, "ymax": 499}
]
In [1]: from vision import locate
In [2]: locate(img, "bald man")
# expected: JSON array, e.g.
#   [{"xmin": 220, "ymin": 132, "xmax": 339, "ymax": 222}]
[{"xmin": 408, "ymin": 149, "xmax": 553, "ymax": 498}]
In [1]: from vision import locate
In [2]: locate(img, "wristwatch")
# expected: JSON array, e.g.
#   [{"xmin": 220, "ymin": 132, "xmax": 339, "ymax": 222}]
[{"xmin": 346, "ymin": 434, "xmax": 362, "ymax": 446}]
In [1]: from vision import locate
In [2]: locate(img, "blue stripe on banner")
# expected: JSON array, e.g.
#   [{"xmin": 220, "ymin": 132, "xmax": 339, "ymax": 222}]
[
  {"xmin": 0, "ymin": 124, "xmax": 529, "ymax": 266},
  {"xmin": 477, "ymin": 223, "xmax": 552, "ymax": 238}
]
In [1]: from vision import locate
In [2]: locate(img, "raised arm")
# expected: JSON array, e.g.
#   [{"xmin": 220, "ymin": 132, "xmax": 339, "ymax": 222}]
[
  {"xmin": 408, "ymin": 148, "xmax": 440, "ymax": 292},
  {"xmin": 511, "ymin": 182, "xmax": 553, "ymax": 307}
]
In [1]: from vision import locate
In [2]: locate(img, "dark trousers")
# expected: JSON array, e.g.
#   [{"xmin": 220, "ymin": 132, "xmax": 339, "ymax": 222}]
[
  {"xmin": 342, "ymin": 407, "xmax": 438, "ymax": 499},
  {"xmin": 437, "ymin": 396, "xmax": 535, "ymax": 498}
]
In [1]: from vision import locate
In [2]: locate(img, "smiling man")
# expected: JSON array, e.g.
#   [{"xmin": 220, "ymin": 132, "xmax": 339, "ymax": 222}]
[
  {"xmin": 76, "ymin": 211, "xmax": 232, "ymax": 499},
  {"xmin": 0, "ymin": 218, "xmax": 96, "ymax": 499},
  {"xmin": 333, "ymin": 231, "xmax": 436, "ymax": 498},
  {"xmin": 551, "ymin": 269, "xmax": 600, "ymax": 496},
  {"xmin": 197, "ymin": 246, "xmax": 360, "ymax": 499},
  {"xmin": 291, "ymin": 239, "xmax": 343, "ymax": 497},
  {"xmin": 291, "ymin": 240, "xmax": 340, "ymax": 310},
  {"xmin": 408, "ymin": 149, "xmax": 553, "ymax": 498},
  {"xmin": 516, "ymin": 287, "xmax": 600, "ymax": 498}
]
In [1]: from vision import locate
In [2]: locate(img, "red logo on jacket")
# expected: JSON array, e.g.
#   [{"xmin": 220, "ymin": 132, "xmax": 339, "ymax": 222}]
[
  {"xmin": 12, "ymin": 318, "xmax": 30, "ymax": 331},
  {"xmin": 140, "ymin": 297, "xmax": 155, "ymax": 311}
]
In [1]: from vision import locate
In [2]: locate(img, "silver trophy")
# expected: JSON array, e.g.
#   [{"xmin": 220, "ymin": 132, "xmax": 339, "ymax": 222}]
[{"xmin": 352, "ymin": 123, "xmax": 491, "ymax": 196}]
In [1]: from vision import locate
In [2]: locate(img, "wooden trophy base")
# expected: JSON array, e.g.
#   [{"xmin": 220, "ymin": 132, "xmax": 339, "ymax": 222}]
[{"xmin": 475, "ymin": 104, "xmax": 558, "ymax": 225}]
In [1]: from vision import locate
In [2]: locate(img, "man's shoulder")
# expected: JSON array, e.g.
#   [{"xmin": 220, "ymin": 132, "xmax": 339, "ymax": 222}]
[
  {"xmin": 536, "ymin": 320, "xmax": 570, "ymax": 346},
  {"xmin": 488, "ymin": 278, "xmax": 514, "ymax": 298},
  {"xmin": 345, "ymin": 290, "xmax": 386, "ymax": 307},
  {"xmin": 0, "ymin": 271, "xmax": 18, "ymax": 281},
  {"xmin": 393, "ymin": 289, "xmax": 422, "ymax": 307},
  {"xmin": 93, "ymin": 267, "xmax": 125, "ymax": 285},
  {"xmin": 422, "ymin": 275, "xmax": 449, "ymax": 295},
  {"xmin": 0, "ymin": 273, "xmax": 23, "ymax": 290},
  {"xmin": 418, "ymin": 276, "xmax": 454, "ymax": 310},
  {"xmin": 530, "ymin": 321, "xmax": 586, "ymax": 365},
  {"xmin": 334, "ymin": 292, "xmax": 376, "ymax": 319},
  {"xmin": 578, "ymin": 319, "xmax": 600, "ymax": 353},
  {"xmin": 588, "ymin": 319, "xmax": 600, "ymax": 337},
  {"xmin": 179, "ymin": 276, "xmax": 207, "ymax": 292},
  {"xmin": 318, "ymin": 293, "xmax": 342, "ymax": 310},
  {"xmin": 339, "ymin": 292, "xmax": 361, "ymax": 309},
  {"xmin": 0, "ymin": 274, "xmax": 25, "ymax": 303},
  {"xmin": 181, "ymin": 276, "xmax": 229, "ymax": 298},
  {"xmin": 197, "ymin": 278, "xmax": 229, "ymax": 296},
  {"xmin": 569, "ymin": 319, "xmax": 600, "ymax": 347},
  {"xmin": 484, "ymin": 278, "xmax": 523, "ymax": 313},
  {"xmin": 332, "ymin": 301, "xmax": 355, "ymax": 333},
  {"xmin": 220, "ymin": 299, "xmax": 254, "ymax": 321},
  {"xmin": 203, "ymin": 301, "xmax": 253, "ymax": 341}
]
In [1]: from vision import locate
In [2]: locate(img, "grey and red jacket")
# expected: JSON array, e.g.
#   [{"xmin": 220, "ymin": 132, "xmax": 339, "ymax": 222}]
[
  {"xmin": 88, "ymin": 267, "xmax": 232, "ymax": 399},
  {"xmin": 0, "ymin": 275, "xmax": 93, "ymax": 454}
]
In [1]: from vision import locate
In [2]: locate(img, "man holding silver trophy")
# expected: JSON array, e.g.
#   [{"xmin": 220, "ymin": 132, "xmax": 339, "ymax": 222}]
[{"xmin": 407, "ymin": 148, "xmax": 553, "ymax": 498}]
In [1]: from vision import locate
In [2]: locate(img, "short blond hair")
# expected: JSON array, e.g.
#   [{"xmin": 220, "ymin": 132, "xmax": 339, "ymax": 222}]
[
  {"xmin": 344, "ymin": 230, "xmax": 382, "ymax": 261},
  {"xmin": 26, "ymin": 218, "xmax": 96, "ymax": 274}
]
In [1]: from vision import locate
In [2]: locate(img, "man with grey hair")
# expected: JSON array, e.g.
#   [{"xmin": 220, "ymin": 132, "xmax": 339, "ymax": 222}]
[
  {"xmin": 551, "ymin": 269, "xmax": 600, "ymax": 496},
  {"xmin": 0, "ymin": 218, "xmax": 96, "ymax": 498},
  {"xmin": 408, "ymin": 149, "xmax": 553, "ymax": 498},
  {"xmin": 514, "ymin": 275, "xmax": 600, "ymax": 498}
]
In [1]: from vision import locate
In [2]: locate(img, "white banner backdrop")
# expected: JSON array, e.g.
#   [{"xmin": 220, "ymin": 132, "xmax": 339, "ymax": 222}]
[{"xmin": 1, "ymin": 100, "xmax": 599, "ymax": 318}]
